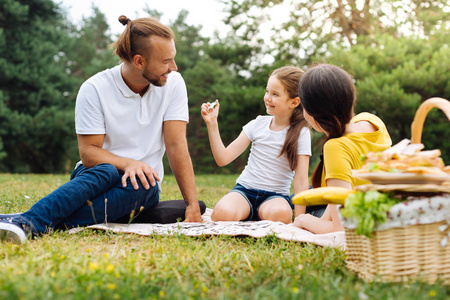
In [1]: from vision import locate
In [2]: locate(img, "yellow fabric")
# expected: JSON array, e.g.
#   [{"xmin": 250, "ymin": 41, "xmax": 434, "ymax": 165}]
[{"xmin": 321, "ymin": 112, "xmax": 392, "ymax": 187}]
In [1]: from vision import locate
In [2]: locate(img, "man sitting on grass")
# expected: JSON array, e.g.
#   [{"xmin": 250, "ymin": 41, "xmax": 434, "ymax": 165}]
[{"xmin": 0, "ymin": 15, "xmax": 202, "ymax": 244}]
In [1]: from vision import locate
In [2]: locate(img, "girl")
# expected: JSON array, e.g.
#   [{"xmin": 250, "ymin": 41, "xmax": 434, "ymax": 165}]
[
  {"xmin": 293, "ymin": 63, "xmax": 392, "ymax": 233},
  {"xmin": 201, "ymin": 66, "xmax": 311, "ymax": 224}
]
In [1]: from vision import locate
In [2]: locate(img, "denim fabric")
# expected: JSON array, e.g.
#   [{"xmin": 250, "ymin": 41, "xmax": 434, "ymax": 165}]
[
  {"xmin": 230, "ymin": 183, "xmax": 292, "ymax": 221},
  {"xmin": 305, "ymin": 205, "xmax": 326, "ymax": 218},
  {"xmin": 17, "ymin": 163, "xmax": 159, "ymax": 235}
]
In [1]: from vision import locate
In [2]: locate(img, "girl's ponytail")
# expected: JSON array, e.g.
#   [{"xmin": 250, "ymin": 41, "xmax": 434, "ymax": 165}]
[{"xmin": 281, "ymin": 107, "xmax": 309, "ymax": 170}]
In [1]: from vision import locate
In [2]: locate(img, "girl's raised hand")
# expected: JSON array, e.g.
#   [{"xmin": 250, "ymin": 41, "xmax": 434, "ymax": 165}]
[{"xmin": 201, "ymin": 100, "xmax": 220, "ymax": 125}]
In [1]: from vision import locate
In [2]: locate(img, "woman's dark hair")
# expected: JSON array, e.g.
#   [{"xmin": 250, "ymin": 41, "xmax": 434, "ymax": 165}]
[
  {"xmin": 298, "ymin": 64, "xmax": 356, "ymax": 187},
  {"xmin": 111, "ymin": 15, "xmax": 174, "ymax": 63},
  {"xmin": 271, "ymin": 66, "xmax": 309, "ymax": 170}
]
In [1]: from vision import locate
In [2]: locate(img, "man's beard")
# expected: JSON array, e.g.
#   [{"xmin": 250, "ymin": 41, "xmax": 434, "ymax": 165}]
[{"xmin": 142, "ymin": 69, "xmax": 168, "ymax": 87}]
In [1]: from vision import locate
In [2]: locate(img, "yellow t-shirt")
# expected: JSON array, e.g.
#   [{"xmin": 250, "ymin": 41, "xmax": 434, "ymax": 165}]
[{"xmin": 321, "ymin": 112, "xmax": 392, "ymax": 187}]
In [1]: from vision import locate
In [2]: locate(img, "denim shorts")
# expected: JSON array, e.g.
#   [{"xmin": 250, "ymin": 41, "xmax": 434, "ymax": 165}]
[{"xmin": 230, "ymin": 183, "xmax": 292, "ymax": 221}]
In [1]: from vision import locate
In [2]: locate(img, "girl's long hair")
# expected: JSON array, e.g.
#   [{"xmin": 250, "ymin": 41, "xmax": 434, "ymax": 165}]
[
  {"xmin": 298, "ymin": 64, "xmax": 356, "ymax": 187},
  {"xmin": 272, "ymin": 66, "xmax": 309, "ymax": 171}
]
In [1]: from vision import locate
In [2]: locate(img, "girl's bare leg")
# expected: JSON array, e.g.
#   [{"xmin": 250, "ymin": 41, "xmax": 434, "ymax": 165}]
[
  {"xmin": 294, "ymin": 205, "xmax": 344, "ymax": 233},
  {"xmin": 211, "ymin": 192, "xmax": 251, "ymax": 221},
  {"xmin": 328, "ymin": 204, "xmax": 344, "ymax": 231},
  {"xmin": 258, "ymin": 197, "xmax": 293, "ymax": 224},
  {"xmin": 320, "ymin": 205, "xmax": 332, "ymax": 221}
]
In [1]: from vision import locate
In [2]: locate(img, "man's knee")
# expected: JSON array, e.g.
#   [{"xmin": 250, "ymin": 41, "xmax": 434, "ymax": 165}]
[{"xmin": 90, "ymin": 163, "xmax": 121, "ymax": 183}]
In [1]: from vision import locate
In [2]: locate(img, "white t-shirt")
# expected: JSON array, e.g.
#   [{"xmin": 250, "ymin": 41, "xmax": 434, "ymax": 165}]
[
  {"xmin": 236, "ymin": 115, "xmax": 311, "ymax": 195},
  {"xmin": 75, "ymin": 64, "xmax": 189, "ymax": 182}
]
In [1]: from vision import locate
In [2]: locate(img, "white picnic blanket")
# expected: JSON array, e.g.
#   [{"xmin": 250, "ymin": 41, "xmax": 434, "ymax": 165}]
[{"xmin": 70, "ymin": 208, "xmax": 346, "ymax": 249}]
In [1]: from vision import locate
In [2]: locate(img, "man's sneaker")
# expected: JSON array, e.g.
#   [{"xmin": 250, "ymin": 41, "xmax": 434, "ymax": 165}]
[
  {"xmin": 0, "ymin": 220, "xmax": 28, "ymax": 245},
  {"xmin": 0, "ymin": 213, "xmax": 22, "ymax": 221}
]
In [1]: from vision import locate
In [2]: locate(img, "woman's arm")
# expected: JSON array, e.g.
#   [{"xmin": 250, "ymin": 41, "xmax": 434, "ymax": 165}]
[
  {"xmin": 201, "ymin": 101, "xmax": 251, "ymax": 166},
  {"xmin": 292, "ymin": 155, "xmax": 310, "ymax": 217}
]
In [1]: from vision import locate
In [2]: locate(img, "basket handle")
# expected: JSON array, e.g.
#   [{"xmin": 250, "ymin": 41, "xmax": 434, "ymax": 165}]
[{"xmin": 411, "ymin": 97, "xmax": 450, "ymax": 144}]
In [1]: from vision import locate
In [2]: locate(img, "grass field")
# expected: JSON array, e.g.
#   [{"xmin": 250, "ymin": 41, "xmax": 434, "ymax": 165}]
[{"xmin": 0, "ymin": 173, "xmax": 448, "ymax": 299}]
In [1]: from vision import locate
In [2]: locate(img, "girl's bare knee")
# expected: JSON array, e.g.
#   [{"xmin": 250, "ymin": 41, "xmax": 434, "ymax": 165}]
[
  {"xmin": 260, "ymin": 207, "xmax": 292, "ymax": 224},
  {"xmin": 211, "ymin": 205, "xmax": 244, "ymax": 221}
]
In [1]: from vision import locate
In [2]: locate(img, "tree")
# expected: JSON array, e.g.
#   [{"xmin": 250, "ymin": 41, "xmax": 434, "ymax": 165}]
[
  {"xmin": 64, "ymin": 5, "xmax": 119, "ymax": 80},
  {"xmin": 220, "ymin": 0, "xmax": 450, "ymax": 169},
  {"xmin": 0, "ymin": 0, "xmax": 79, "ymax": 172},
  {"xmin": 160, "ymin": 8, "xmax": 271, "ymax": 174},
  {"xmin": 222, "ymin": 0, "xmax": 450, "ymax": 66},
  {"xmin": 326, "ymin": 29, "xmax": 450, "ymax": 162},
  {"xmin": 0, "ymin": 1, "xmax": 119, "ymax": 173}
]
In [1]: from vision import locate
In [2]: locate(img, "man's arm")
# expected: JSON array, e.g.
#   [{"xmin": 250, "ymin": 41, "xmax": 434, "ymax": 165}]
[
  {"xmin": 77, "ymin": 134, "xmax": 160, "ymax": 190},
  {"xmin": 163, "ymin": 120, "xmax": 202, "ymax": 222}
]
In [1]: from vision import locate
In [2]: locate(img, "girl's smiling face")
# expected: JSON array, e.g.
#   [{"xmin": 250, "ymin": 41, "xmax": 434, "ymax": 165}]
[{"xmin": 264, "ymin": 76, "xmax": 294, "ymax": 118}]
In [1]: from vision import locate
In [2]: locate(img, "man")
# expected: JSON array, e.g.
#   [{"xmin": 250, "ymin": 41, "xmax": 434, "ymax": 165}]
[{"xmin": 0, "ymin": 15, "xmax": 203, "ymax": 244}]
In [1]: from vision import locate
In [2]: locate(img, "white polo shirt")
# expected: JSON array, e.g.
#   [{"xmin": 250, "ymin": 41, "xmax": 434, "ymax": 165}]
[{"xmin": 75, "ymin": 64, "xmax": 189, "ymax": 182}]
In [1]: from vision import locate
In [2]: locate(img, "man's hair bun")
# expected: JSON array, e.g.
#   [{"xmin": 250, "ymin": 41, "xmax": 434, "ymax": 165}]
[{"xmin": 118, "ymin": 15, "xmax": 131, "ymax": 26}]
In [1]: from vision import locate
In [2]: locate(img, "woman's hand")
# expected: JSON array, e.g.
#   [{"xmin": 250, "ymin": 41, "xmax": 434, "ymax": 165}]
[{"xmin": 201, "ymin": 99, "xmax": 219, "ymax": 125}]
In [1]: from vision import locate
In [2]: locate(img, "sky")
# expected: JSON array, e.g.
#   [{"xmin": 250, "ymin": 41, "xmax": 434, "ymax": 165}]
[{"xmin": 56, "ymin": 0, "xmax": 228, "ymax": 38}]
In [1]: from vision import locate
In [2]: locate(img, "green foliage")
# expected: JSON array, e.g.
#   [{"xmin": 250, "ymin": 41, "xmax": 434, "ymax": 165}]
[
  {"xmin": 0, "ymin": 0, "xmax": 78, "ymax": 172},
  {"xmin": 64, "ymin": 6, "xmax": 119, "ymax": 79},
  {"xmin": 325, "ymin": 31, "xmax": 450, "ymax": 162},
  {"xmin": 169, "ymin": 9, "xmax": 209, "ymax": 73},
  {"xmin": 222, "ymin": 0, "xmax": 450, "ymax": 66},
  {"xmin": 0, "ymin": 1, "xmax": 118, "ymax": 173},
  {"xmin": 182, "ymin": 57, "xmax": 266, "ymax": 174},
  {"xmin": 168, "ymin": 11, "xmax": 270, "ymax": 174}
]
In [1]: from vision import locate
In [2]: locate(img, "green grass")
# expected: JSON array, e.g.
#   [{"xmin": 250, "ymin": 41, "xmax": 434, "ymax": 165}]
[{"xmin": 0, "ymin": 173, "xmax": 448, "ymax": 299}]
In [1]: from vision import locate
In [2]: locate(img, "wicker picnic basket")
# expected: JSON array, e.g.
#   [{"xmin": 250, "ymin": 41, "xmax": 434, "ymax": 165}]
[{"xmin": 343, "ymin": 97, "xmax": 450, "ymax": 284}]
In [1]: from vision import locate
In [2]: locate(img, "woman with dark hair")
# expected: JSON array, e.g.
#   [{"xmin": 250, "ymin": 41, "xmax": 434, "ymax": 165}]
[{"xmin": 293, "ymin": 64, "xmax": 392, "ymax": 233}]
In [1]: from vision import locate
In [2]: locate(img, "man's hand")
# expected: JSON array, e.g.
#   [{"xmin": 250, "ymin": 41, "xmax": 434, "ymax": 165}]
[
  {"xmin": 122, "ymin": 159, "xmax": 160, "ymax": 190},
  {"xmin": 183, "ymin": 204, "xmax": 203, "ymax": 222}
]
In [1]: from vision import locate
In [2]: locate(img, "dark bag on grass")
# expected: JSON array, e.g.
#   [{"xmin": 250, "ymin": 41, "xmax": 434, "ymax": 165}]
[{"xmin": 114, "ymin": 200, "xmax": 206, "ymax": 224}]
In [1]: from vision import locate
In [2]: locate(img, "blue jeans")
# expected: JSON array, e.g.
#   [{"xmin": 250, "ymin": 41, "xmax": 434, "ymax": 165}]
[
  {"xmin": 18, "ymin": 163, "xmax": 159, "ymax": 235},
  {"xmin": 231, "ymin": 183, "xmax": 292, "ymax": 221}
]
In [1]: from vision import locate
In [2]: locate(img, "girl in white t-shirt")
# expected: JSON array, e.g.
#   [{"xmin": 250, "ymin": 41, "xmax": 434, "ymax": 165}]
[{"xmin": 201, "ymin": 66, "xmax": 311, "ymax": 223}]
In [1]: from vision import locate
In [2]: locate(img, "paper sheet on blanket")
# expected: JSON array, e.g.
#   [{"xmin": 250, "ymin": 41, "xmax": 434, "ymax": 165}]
[{"xmin": 70, "ymin": 208, "xmax": 346, "ymax": 249}]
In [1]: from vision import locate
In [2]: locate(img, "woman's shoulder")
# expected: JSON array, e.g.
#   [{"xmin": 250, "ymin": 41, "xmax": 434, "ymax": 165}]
[
  {"xmin": 352, "ymin": 112, "xmax": 386, "ymax": 129},
  {"xmin": 323, "ymin": 136, "xmax": 349, "ymax": 155}
]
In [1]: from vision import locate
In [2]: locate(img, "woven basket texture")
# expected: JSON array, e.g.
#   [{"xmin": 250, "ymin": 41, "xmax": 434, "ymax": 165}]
[
  {"xmin": 344, "ymin": 97, "xmax": 450, "ymax": 284},
  {"xmin": 345, "ymin": 222, "xmax": 449, "ymax": 284}
]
